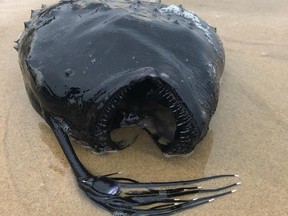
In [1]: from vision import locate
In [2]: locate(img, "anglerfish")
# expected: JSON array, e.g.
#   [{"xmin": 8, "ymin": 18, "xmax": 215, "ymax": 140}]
[{"xmin": 15, "ymin": 0, "xmax": 240, "ymax": 215}]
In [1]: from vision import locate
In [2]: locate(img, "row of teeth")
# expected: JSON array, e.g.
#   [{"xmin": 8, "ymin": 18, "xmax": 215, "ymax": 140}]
[
  {"xmin": 95, "ymin": 79, "xmax": 198, "ymax": 153},
  {"xmin": 95, "ymin": 86, "xmax": 132, "ymax": 150},
  {"xmin": 152, "ymin": 81, "xmax": 198, "ymax": 145}
]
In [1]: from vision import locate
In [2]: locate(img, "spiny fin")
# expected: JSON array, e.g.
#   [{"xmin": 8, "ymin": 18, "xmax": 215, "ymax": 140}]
[
  {"xmin": 24, "ymin": 21, "xmax": 31, "ymax": 28},
  {"xmin": 31, "ymin": 9, "xmax": 40, "ymax": 18},
  {"xmin": 13, "ymin": 43, "xmax": 19, "ymax": 51},
  {"xmin": 41, "ymin": 4, "xmax": 47, "ymax": 9},
  {"xmin": 178, "ymin": 4, "xmax": 184, "ymax": 10}
]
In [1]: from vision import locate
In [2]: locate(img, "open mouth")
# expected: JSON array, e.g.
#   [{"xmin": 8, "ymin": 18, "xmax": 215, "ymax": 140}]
[{"xmin": 96, "ymin": 76, "xmax": 199, "ymax": 155}]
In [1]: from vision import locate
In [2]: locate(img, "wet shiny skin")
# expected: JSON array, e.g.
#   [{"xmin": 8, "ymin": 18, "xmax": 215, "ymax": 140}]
[
  {"xmin": 1, "ymin": 0, "xmax": 288, "ymax": 215},
  {"xmin": 16, "ymin": 0, "xmax": 228, "ymax": 214}
]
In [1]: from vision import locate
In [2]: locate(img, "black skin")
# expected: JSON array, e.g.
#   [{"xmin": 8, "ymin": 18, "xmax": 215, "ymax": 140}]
[
  {"xmin": 16, "ymin": 0, "xmax": 238, "ymax": 215},
  {"xmin": 18, "ymin": 0, "xmax": 225, "ymax": 154}
]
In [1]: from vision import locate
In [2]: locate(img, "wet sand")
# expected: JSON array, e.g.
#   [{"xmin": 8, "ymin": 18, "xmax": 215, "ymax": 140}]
[{"xmin": 1, "ymin": 0, "xmax": 288, "ymax": 215}]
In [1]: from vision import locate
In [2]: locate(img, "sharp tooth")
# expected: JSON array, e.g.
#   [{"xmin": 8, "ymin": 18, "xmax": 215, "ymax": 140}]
[
  {"xmin": 169, "ymin": 104, "xmax": 176, "ymax": 109},
  {"xmin": 177, "ymin": 122, "xmax": 185, "ymax": 127},
  {"xmin": 179, "ymin": 129, "xmax": 190, "ymax": 134}
]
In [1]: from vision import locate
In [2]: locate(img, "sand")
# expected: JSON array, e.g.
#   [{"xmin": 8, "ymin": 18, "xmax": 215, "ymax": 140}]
[{"xmin": 1, "ymin": 0, "xmax": 288, "ymax": 215}]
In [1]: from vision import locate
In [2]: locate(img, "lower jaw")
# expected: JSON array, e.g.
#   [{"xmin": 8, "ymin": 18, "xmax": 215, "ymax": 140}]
[{"xmin": 94, "ymin": 76, "xmax": 200, "ymax": 155}]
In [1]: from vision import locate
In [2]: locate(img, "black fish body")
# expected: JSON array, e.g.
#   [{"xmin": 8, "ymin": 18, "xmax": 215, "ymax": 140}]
[
  {"xmin": 16, "ymin": 1, "xmax": 233, "ymax": 215},
  {"xmin": 17, "ymin": 0, "xmax": 224, "ymax": 155}
]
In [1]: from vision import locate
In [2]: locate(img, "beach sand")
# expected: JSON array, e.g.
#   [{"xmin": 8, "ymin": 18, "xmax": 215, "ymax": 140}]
[{"xmin": 1, "ymin": 0, "xmax": 287, "ymax": 215}]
